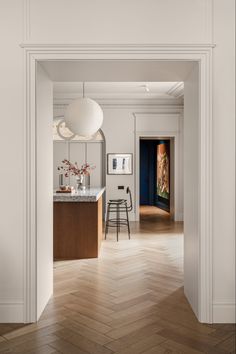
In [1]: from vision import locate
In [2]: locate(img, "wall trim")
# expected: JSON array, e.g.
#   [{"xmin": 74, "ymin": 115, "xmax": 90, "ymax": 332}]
[
  {"xmin": 213, "ymin": 302, "xmax": 236, "ymax": 323},
  {"xmin": 20, "ymin": 43, "xmax": 216, "ymax": 49},
  {"xmin": 54, "ymin": 97, "xmax": 183, "ymax": 106},
  {"xmin": 54, "ymin": 103, "xmax": 184, "ymax": 111},
  {"xmin": 0, "ymin": 302, "xmax": 24, "ymax": 323},
  {"xmin": 23, "ymin": 0, "xmax": 31, "ymax": 42},
  {"xmin": 175, "ymin": 212, "xmax": 184, "ymax": 222},
  {"xmin": 23, "ymin": 44, "xmax": 213, "ymax": 324}
]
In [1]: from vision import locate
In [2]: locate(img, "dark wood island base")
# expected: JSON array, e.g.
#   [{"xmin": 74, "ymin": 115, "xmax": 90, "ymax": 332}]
[{"xmin": 53, "ymin": 196, "xmax": 103, "ymax": 260}]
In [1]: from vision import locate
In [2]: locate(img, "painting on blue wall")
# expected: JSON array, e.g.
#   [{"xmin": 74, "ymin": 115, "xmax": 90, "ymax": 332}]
[{"xmin": 157, "ymin": 143, "xmax": 170, "ymax": 200}]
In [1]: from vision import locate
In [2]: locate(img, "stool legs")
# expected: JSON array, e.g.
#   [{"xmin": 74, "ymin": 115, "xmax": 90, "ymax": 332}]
[
  {"xmin": 125, "ymin": 202, "xmax": 131, "ymax": 239},
  {"xmin": 105, "ymin": 204, "xmax": 110, "ymax": 240},
  {"xmin": 105, "ymin": 202, "xmax": 130, "ymax": 241},
  {"xmin": 116, "ymin": 204, "xmax": 119, "ymax": 242}
]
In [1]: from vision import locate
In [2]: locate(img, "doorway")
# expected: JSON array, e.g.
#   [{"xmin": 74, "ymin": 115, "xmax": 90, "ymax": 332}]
[
  {"xmin": 140, "ymin": 139, "xmax": 171, "ymax": 213},
  {"xmin": 140, "ymin": 138, "xmax": 172, "ymax": 225},
  {"xmin": 24, "ymin": 49, "xmax": 213, "ymax": 324}
]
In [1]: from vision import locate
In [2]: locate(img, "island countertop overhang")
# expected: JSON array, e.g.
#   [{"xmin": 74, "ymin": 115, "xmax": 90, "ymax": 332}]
[{"xmin": 53, "ymin": 187, "xmax": 105, "ymax": 202}]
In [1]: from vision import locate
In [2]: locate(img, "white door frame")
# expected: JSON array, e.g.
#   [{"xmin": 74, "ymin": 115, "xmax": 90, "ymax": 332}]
[
  {"xmin": 22, "ymin": 44, "xmax": 213, "ymax": 323},
  {"xmin": 135, "ymin": 131, "xmax": 180, "ymax": 222}
]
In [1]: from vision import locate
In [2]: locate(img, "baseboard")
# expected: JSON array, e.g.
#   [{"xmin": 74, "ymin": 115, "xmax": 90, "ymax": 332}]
[
  {"xmin": 129, "ymin": 213, "xmax": 136, "ymax": 222},
  {"xmin": 0, "ymin": 302, "xmax": 24, "ymax": 323},
  {"xmin": 213, "ymin": 302, "xmax": 236, "ymax": 323},
  {"xmin": 134, "ymin": 213, "xmax": 183, "ymax": 222},
  {"xmin": 175, "ymin": 212, "xmax": 183, "ymax": 221}
]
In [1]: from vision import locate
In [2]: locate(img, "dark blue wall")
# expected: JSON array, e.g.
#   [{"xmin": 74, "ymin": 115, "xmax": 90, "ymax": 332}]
[
  {"xmin": 140, "ymin": 140, "xmax": 156, "ymax": 205},
  {"xmin": 140, "ymin": 139, "xmax": 170, "ymax": 212}
]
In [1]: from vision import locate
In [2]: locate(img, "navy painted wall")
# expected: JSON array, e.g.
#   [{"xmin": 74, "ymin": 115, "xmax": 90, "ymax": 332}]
[
  {"xmin": 140, "ymin": 140, "xmax": 157, "ymax": 205},
  {"xmin": 140, "ymin": 139, "xmax": 170, "ymax": 212}
]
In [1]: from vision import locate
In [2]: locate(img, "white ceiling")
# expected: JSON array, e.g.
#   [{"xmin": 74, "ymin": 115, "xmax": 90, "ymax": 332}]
[
  {"xmin": 41, "ymin": 60, "xmax": 195, "ymax": 82},
  {"xmin": 40, "ymin": 60, "xmax": 192, "ymax": 105}
]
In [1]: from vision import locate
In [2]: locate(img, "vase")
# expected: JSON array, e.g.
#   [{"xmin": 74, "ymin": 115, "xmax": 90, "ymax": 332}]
[
  {"xmin": 82, "ymin": 174, "xmax": 90, "ymax": 189},
  {"xmin": 75, "ymin": 175, "xmax": 84, "ymax": 191}
]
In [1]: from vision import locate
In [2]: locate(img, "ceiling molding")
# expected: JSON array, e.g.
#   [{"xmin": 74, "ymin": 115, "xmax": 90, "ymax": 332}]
[
  {"xmin": 53, "ymin": 97, "xmax": 184, "ymax": 107},
  {"xmin": 53, "ymin": 103, "xmax": 184, "ymax": 113},
  {"xmin": 167, "ymin": 82, "xmax": 184, "ymax": 98},
  {"xmin": 53, "ymin": 82, "xmax": 184, "ymax": 105},
  {"xmin": 53, "ymin": 92, "xmax": 182, "ymax": 100}
]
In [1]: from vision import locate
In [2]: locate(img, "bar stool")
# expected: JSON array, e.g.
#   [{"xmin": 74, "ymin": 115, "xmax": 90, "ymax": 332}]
[{"xmin": 105, "ymin": 187, "xmax": 132, "ymax": 241}]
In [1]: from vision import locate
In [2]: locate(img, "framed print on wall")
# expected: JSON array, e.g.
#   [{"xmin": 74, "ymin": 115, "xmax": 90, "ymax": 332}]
[{"xmin": 107, "ymin": 153, "xmax": 133, "ymax": 175}]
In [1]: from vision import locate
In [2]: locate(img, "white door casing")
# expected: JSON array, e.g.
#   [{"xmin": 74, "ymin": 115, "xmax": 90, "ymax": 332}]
[
  {"xmin": 22, "ymin": 44, "xmax": 213, "ymax": 323},
  {"xmin": 134, "ymin": 113, "xmax": 182, "ymax": 222},
  {"xmin": 135, "ymin": 131, "xmax": 180, "ymax": 222}
]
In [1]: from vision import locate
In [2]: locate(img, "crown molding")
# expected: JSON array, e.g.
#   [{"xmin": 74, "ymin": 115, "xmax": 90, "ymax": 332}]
[
  {"xmin": 53, "ymin": 96, "xmax": 183, "ymax": 106},
  {"xmin": 53, "ymin": 92, "xmax": 182, "ymax": 100},
  {"xmin": 53, "ymin": 82, "xmax": 184, "ymax": 103},
  {"xmin": 53, "ymin": 100, "xmax": 184, "ymax": 111},
  {"xmin": 167, "ymin": 82, "xmax": 184, "ymax": 98}
]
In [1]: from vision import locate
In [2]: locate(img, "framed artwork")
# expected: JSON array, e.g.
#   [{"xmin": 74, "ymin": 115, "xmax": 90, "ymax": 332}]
[
  {"xmin": 157, "ymin": 142, "xmax": 170, "ymax": 200},
  {"xmin": 107, "ymin": 153, "xmax": 133, "ymax": 175}
]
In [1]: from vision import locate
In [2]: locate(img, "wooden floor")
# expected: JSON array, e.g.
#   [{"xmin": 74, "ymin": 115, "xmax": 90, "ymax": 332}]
[{"xmin": 0, "ymin": 206, "xmax": 235, "ymax": 353}]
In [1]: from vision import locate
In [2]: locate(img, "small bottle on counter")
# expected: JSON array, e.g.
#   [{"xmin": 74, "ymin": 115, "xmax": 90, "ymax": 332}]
[{"xmin": 59, "ymin": 174, "xmax": 63, "ymax": 188}]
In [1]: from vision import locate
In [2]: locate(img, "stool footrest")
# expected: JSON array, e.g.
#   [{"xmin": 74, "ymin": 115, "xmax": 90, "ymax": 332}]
[{"xmin": 105, "ymin": 199, "xmax": 131, "ymax": 241}]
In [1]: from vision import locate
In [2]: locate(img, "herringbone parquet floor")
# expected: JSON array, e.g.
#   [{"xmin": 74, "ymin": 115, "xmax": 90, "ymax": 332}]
[{"xmin": 0, "ymin": 206, "xmax": 235, "ymax": 353}]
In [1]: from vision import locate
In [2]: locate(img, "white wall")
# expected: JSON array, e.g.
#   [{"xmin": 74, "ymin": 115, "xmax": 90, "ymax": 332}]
[
  {"xmin": 184, "ymin": 63, "xmax": 199, "ymax": 318},
  {"xmin": 102, "ymin": 108, "xmax": 136, "ymax": 219},
  {"xmin": 212, "ymin": 0, "xmax": 235, "ymax": 323},
  {"xmin": 36, "ymin": 64, "xmax": 53, "ymax": 319},
  {"xmin": 54, "ymin": 105, "xmax": 184, "ymax": 222},
  {"xmin": 27, "ymin": 0, "xmax": 212, "ymax": 44},
  {"xmin": 86, "ymin": 143, "xmax": 104, "ymax": 187},
  {"xmin": 0, "ymin": 1, "xmax": 24, "ymax": 322},
  {"xmin": 178, "ymin": 115, "xmax": 184, "ymax": 221},
  {"xmin": 0, "ymin": 0, "xmax": 234, "ymax": 323}
]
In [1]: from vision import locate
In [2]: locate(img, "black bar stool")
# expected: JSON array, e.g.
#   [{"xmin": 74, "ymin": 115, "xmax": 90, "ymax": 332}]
[{"xmin": 105, "ymin": 187, "xmax": 132, "ymax": 241}]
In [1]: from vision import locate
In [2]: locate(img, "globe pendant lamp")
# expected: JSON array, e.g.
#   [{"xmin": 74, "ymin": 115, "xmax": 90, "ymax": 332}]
[{"xmin": 64, "ymin": 83, "xmax": 103, "ymax": 137}]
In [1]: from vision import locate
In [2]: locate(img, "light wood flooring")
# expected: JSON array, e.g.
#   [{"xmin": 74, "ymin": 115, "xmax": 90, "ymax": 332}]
[{"xmin": 0, "ymin": 206, "xmax": 235, "ymax": 353}]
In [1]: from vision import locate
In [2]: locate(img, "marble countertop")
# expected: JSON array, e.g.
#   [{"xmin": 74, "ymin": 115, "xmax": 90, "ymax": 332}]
[{"xmin": 53, "ymin": 187, "xmax": 105, "ymax": 202}]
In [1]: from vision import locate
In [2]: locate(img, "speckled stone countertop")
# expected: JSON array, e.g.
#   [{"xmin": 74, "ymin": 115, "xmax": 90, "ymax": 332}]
[{"xmin": 53, "ymin": 187, "xmax": 105, "ymax": 202}]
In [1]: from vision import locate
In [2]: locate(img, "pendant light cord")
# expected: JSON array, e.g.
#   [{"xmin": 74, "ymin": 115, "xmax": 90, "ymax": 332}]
[{"xmin": 83, "ymin": 82, "xmax": 85, "ymax": 98}]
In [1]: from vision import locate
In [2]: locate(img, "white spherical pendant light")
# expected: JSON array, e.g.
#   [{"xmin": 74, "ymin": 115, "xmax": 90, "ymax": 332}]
[{"xmin": 64, "ymin": 97, "xmax": 103, "ymax": 137}]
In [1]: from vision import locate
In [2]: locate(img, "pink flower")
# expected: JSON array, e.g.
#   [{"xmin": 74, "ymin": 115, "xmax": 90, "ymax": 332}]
[{"xmin": 58, "ymin": 160, "xmax": 96, "ymax": 177}]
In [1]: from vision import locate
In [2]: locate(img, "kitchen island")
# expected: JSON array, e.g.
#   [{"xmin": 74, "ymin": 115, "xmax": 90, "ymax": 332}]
[{"xmin": 53, "ymin": 187, "xmax": 105, "ymax": 260}]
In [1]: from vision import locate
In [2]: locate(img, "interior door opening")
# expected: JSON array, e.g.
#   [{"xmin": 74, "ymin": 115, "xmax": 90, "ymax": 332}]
[
  {"xmin": 139, "ymin": 138, "xmax": 175, "ymax": 222},
  {"xmin": 31, "ymin": 57, "xmax": 210, "ymax": 324}
]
